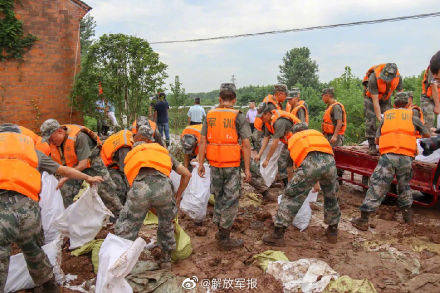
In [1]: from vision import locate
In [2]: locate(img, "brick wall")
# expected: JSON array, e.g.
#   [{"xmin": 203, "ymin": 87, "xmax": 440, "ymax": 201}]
[{"xmin": 0, "ymin": 0, "xmax": 91, "ymax": 132}]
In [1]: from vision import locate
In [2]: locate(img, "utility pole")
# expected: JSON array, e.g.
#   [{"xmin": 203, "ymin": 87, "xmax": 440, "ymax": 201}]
[{"xmin": 231, "ymin": 74, "xmax": 236, "ymax": 85}]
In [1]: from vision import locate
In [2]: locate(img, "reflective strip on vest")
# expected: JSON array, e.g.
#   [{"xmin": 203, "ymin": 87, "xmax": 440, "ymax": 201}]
[
  {"xmin": 124, "ymin": 143, "xmax": 172, "ymax": 185},
  {"xmin": 321, "ymin": 102, "xmax": 347, "ymax": 135},
  {"xmin": 0, "ymin": 133, "xmax": 42, "ymax": 201},
  {"xmin": 206, "ymin": 107, "xmax": 241, "ymax": 167},
  {"xmin": 287, "ymin": 129, "xmax": 334, "ymax": 167},
  {"xmin": 100, "ymin": 130, "xmax": 133, "ymax": 167},
  {"xmin": 379, "ymin": 109, "xmax": 417, "ymax": 157}
]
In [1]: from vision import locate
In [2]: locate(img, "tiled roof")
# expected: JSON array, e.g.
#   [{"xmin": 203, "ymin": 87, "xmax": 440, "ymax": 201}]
[{"xmin": 70, "ymin": 0, "xmax": 92, "ymax": 12}]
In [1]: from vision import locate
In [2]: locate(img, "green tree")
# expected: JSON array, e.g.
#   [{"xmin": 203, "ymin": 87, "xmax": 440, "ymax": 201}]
[
  {"xmin": 79, "ymin": 14, "xmax": 96, "ymax": 57},
  {"xmin": 278, "ymin": 47, "xmax": 319, "ymax": 89},
  {"xmin": 168, "ymin": 75, "xmax": 188, "ymax": 106},
  {"xmin": 71, "ymin": 34, "xmax": 168, "ymax": 127}
]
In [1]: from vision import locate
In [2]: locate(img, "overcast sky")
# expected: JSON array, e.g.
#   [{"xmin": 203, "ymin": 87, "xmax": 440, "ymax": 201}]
[{"xmin": 85, "ymin": 0, "xmax": 440, "ymax": 92}]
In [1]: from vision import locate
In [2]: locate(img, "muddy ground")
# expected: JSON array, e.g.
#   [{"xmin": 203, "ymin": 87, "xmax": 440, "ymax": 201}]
[{"xmin": 16, "ymin": 177, "xmax": 440, "ymax": 292}]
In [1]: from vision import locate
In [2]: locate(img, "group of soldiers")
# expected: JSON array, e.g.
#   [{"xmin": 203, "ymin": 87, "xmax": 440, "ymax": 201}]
[{"xmin": 1, "ymin": 50, "xmax": 439, "ymax": 292}]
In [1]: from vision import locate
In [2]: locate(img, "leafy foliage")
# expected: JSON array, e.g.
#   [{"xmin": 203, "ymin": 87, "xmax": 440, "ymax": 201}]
[
  {"xmin": 80, "ymin": 14, "xmax": 96, "ymax": 58},
  {"xmin": 277, "ymin": 47, "xmax": 319, "ymax": 89},
  {"xmin": 168, "ymin": 75, "xmax": 188, "ymax": 106},
  {"xmin": 71, "ymin": 33, "xmax": 168, "ymax": 127},
  {"xmin": 0, "ymin": 0, "xmax": 37, "ymax": 61}
]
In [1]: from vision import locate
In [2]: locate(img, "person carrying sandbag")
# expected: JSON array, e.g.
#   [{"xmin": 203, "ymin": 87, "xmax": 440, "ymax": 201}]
[
  {"xmin": 0, "ymin": 123, "xmax": 103, "ymax": 293},
  {"xmin": 115, "ymin": 125, "xmax": 191, "ymax": 269}
]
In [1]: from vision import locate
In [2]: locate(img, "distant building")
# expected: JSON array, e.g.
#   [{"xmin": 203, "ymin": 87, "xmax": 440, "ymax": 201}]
[{"xmin": 0, "ymin": 0, "xmax": 91, "ymax": 132}]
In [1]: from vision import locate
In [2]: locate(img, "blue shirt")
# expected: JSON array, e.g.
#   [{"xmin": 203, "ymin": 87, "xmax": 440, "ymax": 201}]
[
  {"xmin": 187, "ymin": 105, "xmax": 206, "ymax": 123},
  {"xmin": 154, "ymin": 100, "xmax": 169, "ymax": 124}
]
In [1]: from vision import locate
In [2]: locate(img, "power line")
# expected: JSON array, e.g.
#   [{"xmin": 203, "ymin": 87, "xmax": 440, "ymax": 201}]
[{"xmin": 150, "ymin": 11, "xmax": 440, "ymax": 45}]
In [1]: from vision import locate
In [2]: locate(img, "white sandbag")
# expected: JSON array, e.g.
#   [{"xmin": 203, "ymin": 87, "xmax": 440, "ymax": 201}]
[
  {"xmin": 53, "ymin": 186, "xmax": 113, "ymax": 249},
  {"xmin": 39, "ymin": 172, "xmax": 65, "ymax": 244},
  {"xmin": 96, "ymin": 233, "xmax": 146, "ymax": 293},
  {"xmin": 180, "ymin": 162, "xmax": 211, "ymax": 221},
  {"xmin": 170, "ymin": 170, "xmax": 181, "ymax": 193},
  {"xmin": 416, "ymin": 139, "xmax": 440, "ymax": 163},
  {"xmin": 260, "ymin": 141, "xmax": 284, "ymax": 187},
  {"xmin": 4, "ymin": 237, "xmax": 63, "ymax": 293},
  {"xmin": 267, "ymin": 259, "xmax": 339, "ymax": 293},
  {"xmin": 278, "ymin": 190, "xmax": 318, "ymax": 231}
]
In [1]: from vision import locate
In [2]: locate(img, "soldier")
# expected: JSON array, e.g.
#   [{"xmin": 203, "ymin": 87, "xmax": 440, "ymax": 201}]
[
  {"xmin": 351, "ymin": 92, "xmax": 430, "ymax": 230},
  {"xmin": 363, "ymin": 63, "xmax": 403, "ymax": 154},
  {"xmin": 285, "ymin": 88, "xmax": 309, "ymax": 123},
  {"xmin": 115, "ymin": 125, "xmax": 191, "ymax": 269},
  {"xmin": 40, "ymin": 119, "xmax": 122, "ymax": 216},
  {"xmin": 251, "ymin": 116, "xmax": 265, "ymax": 152},
  {"xmin": 421, "ymin": 51, "xmax": 440, "ymax": 129},
  {"xmin": 0, "ymin": 123, "xmax": 103, "ymax": 292},
  {"xmin": 131, "ymin": 116, "xmax": 165, "ymax": 147},
  {"xmin": 256, "ymin": 103, "xmax": 300, "ymax": 187},
  {"xmin": 198, "ymin": 83, "xmax": 252, "ymax": 249},
  {"xmin": 262, "ymin": 123, "xmax": 341, "ymax": 245},
  {"xmin": 18, "ymin": 125, "xmax": 50, "ymax": 156},
  {"xmin": 180, "ymin": 123, "xmax": 202, "ymax": 171}
]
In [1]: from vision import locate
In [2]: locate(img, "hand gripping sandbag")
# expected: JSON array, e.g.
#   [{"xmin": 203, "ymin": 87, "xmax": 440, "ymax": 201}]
[
  {"xmin": 180, "ymin": 162, "xmax": 211, "ymax": 221},
  {"xmin": 95, "ymin": 233, "xmax": 146, "ymax": 293},
  {"xmin": 39, "ymin": 172, "xmax": 65, "ymax": 244},
  {"xmin": 169, "ymin": 170, "xmax": 181, "ymax": 192},
  {"xmin": 278, "ymin": 190, "xmax": 318, "ymax": 231},
  {"xmin": 260, "ymin": 141, "xmax": 284, "ymax": 187},
  {"xmin": 53, "ymin": 185, "xmax": 113, "ymax": 249}
]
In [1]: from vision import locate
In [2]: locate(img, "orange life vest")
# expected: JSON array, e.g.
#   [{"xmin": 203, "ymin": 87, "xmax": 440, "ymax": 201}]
[
  {"xmin": 285, "ymin": 102, "xmax": 292, "ymax": 113},
  {"xmin": 18, "ymin": 126, "xmax": 50, "ymax": 156},
  {"xmin": 0, "ymin": 132, "xmax": 42, "ymax": 201},
  {"xmin": 322, "ymin": 102, "xmax": 347, "ymax": 135},
  {"xmin": 422, "ymin": 66, "xmax": 440, "ymax": 99},
  {"xmin": 181, "ymin": 124, "xmax": 202, "ymax": 155},
  {"xmin": 131, "ymin": 120, "xmax": 157, "ymax": 135},
  {"xmin": 124, "ymin": 142, "xmax": 172, "ymax": 186},
  {"xmin": 291, "ymin": 101, "xmax": 309, "ymax": 123},
  {"xmin": 206, "ymin": 107, "xmax": 241, "ymax": 167},
  {"xmin": 50, "ymin": 125, "xmax": 101, "ymax": 167},
  {"xmin": 265, "ymin": 109, "xmax": 300, "ymax": 145},
  {"xmin": 379, "ymin": 108, "xmax": 417, "ymax": 157},
  {"xmin": 263, "ymin": 94, "xmax": 282, "ymax": 110},
  {"xmin": 363, "ymin": 64, "xmax": 401, "ymax": 101},
  {"xmin": 100, "ymin": 130, "xmax": 134, "ymax": 167},
  {"xmin": 254, "ymin": 116, "xmax": 264, "ymax": 131},
  {"xmin": 287, "ymin": 129, "xmax": 334, "ymax": 168}
]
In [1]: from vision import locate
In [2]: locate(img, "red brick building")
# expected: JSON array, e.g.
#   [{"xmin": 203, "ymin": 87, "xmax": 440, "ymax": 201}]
[{"xmin": 0, "ymin": 0, "xmax": 91, "ymax": 132}]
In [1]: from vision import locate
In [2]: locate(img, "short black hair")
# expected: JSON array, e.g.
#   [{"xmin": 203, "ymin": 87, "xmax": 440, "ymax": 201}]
[
  {"xmin": 219, "ymin": 90, "xmax": 236, "ymax": 101},
  {"xmin": 194, "ymin": 97, "xmax": 200, "ymax": 104},
  {"xmin": 430, "ymin": 50, "xmax": 440, "ymax": 75},
  {"xmin": 158, "ymin": 92, "xmax": 166, "ymax": 98},
  {"xmin": 394, "ymin": 100, "xmax": 409, "ymax": 108},
  {"xmin": 249, "ymin": 100, "xmax": 255, "ymax": 103}
]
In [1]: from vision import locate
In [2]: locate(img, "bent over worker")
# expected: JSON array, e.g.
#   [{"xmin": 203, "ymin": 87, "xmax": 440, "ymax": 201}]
[
  {"xmin": 115, "ymin": 125, "xmax": 191, "ymax": 269},
  {"xmin": 262, "ymin": 123, "xmax": 341, "ymax": 245},
  {"xmin": 351, "ymin": 92, "xmax": 430, "ymax": 231},
  {"xmin": 286, "ymin": 88, "xmax": 309, "ymax": 123},
  {"xmin": 363, "ymin": 63, "xmax": 403, "ymax": 154},
  {"xmin": 0, "ymin": 123, "xmax": 103, "ymax": 293},
  {"xmin": 40, "ymin": 119, "xmax": 122, "ymax": 215},
  {"xmin": 180, "ymin": 123, "xmax": 202, "ymax": 171},
  {"xmin": 198, "ymin": 83, "xmax": 252, "ymax": 249}
]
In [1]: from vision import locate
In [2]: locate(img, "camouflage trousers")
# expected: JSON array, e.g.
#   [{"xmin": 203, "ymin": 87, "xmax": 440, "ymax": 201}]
[
  {"xmin": 60, "ymin": 147, "xmax": 122, "ymax": 216},
  {"xmin": 278, "ymin": 144, "xmax": 293, "ymax": 181},
  {"xmin": 241, "ymin": 158, "xmax": 268, "ymax": 194},
  {"xmin": 115, "ymin": 173, "xmax": 177, "ymax": 252},
  {"xmin": 421, "ymin": 95, "xmax": 436, "ymax": 129},
  {"xmin": 364, "ymin": 97, "xmax": 391, "ymax": 139},
  {"xmin": 108, "ymin": 168, "xmax": 129, "ymax": 206},
  {"xmin": 360, "ymin": 153, "xmax": 413, "ymax": 213},
  {"xmin": 251, "ymin": 130, "xmax": 264, "ymax": 152},
  {"xmin": 210, "ymin": 166, "xmax": 241, "ymax": 230},
  {"xmin": 0, "ymin": 191, "xmax": 53, "ymax": 290},
  {"xmin": 274, "ymin": 152, "xmax": 341, "ymax": 228},
  {"xmin": 324, "ymin": 133, "xmax": 344, "ymax": 178}
]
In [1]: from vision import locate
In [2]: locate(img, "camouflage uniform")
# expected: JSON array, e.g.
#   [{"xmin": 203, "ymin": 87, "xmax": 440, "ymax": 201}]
[
  {"xmin": 0, "ymin": 143, "xmax": 60, "ymax": 290},
  {"xmin": 251, "ymin": 129, "xmax": 264, "ymax": 152},
  {"xmin": 274, "ymin": 152, "xmax": 341, "ymax": 228},
  {"xmin": 241, "ymin": 158, "xmax": 268, "ymax": 195},
  {"xmin": 421, "ymin": 70, "xmax": 437, "ymax": 128},
  {"xmin": 108, "ymin": 168, "xmax": 129, "ymax": 205},
  {"xmin": 323, "ymin": 102, "xmax": 344, "ymax": 178}
]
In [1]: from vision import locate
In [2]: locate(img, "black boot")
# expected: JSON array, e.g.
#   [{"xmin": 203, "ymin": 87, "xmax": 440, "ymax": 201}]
[
  {"xmin": 326, "ymin": 224, "xmax": 338, "ymax": 244},
  {"xmin": 262, "ymin": 226, "xmax": 286, "ymax": 246},
  {"xmin": 166, "ymin": 140, "xmax": 170, "ymax": 147},
  {"xmin": 282, "ymin": 178, "xmax": 288, "ymax": 188},
  {"xmin": 217, "ymin": 227, "xmax": 243, "ymax": 249},
  {"xmin": 351, "ymin": 211, "xmax": 370, "ymax": 231},
  {"xmin": 401, "ymin": 206, "xmax": 414, "ymax": 224}
]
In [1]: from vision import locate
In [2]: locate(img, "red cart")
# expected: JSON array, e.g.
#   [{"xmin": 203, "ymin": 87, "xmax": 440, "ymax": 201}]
[{"xmin": 334, "ymin": 145, "xmax": 440, "ymax": 207}]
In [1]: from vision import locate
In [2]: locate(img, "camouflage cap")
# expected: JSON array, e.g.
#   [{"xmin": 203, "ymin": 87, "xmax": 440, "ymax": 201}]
[
  {"xmin": 0, "ymin": 123, "xmax": 21, "ymax": 133},
  {"xmin": 40, "ymin": 119, "xmax": 61, "ymax": 141},
  {"xmin": 407, "ymin": 91, "xmax": 414, "ymax": 99},
  {"xmin": 181, "ymin": 134, "xmax": 197, "ymax": 154},
  {"xmin": 136, "ymin": 116, "xmax": 150, "ymax": 128},
  {"xmin": 274, "ymin": 84, "xmax": 288, "ymax": 94},
  {"xmin": 256, "ymin": 102, "xmax": 272, "ymax": 117},
  {"xmin": 220, "ymin": 83, "xmax": 236, "ymax": 93},
  {"xmin": 380, "ymin": 63, "xmax": 398, "ymax": 82},
  {"xmin": 289, "ymin": 87, "xmax": 301, "ymax": 97},
  {"xmin": 394, "ymin": 91, "xmax": 409, "ymax": 105},
  {"xmin": 322, "ymin": 87, "xmax": 335, "ymax": 96},
  {"xmin": 137, "ymin": 125, "xmax": 155, "ymax": 141},
  {"xmin": 292, "ymin": 122, "xmax": 309, "ymax": 134}
]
